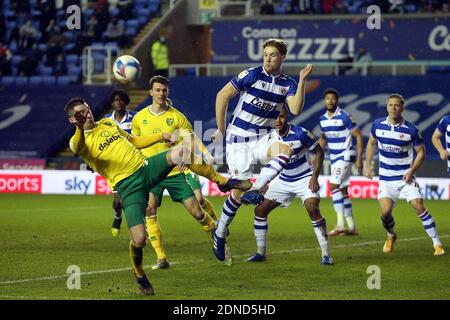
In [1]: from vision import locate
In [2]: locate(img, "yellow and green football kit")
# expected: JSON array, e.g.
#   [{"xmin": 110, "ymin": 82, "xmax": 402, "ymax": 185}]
[{"xmin": 69, "ymin": 119, "xmax": 171, "ymax": 227}]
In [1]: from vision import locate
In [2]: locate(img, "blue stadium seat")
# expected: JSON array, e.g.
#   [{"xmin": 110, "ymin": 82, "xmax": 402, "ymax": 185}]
[
  {"xmin": 68, "ymin": 66, "xmax": 82, "ymax": 78},
  {"xmin": 1, "ymin": 76, "xmax": 15, "ymax": 86},
  {"xmin": 110, "ymin": 8, "xmax": 120, "ymax": 17},
  {"xmin": 138, "ymin": 15, "xmax": 149, "ymax": 26},
  {"xmin": 125, "ymin": 28, "xmax": 137, "ymax": 37},
  {"xmin": 39, "ymin": 65, "xmax": 53, "ymax": 76},
  {"xmin": 57, "ymin": 76, "xmax": 72, "ymax": 86},
  {"xmin": 42, "ymin": 76, "xmax": 56, "ymax": 86},
  {"xmin": 11, "ymin": 56, "xmax": 22, "ymax": 67},
  {"xmin": 66, "ymin": 54, "xmax": 79, "ymax": 65},
  {"xmin": 29, "ymin": 76, "xmax": 43, "ymax": 86},
  {"xmin": 126, "ymin": 19, "xmax": 139, "ymax": 29},
  {"xmin": 15, "ymin": 77, "xmax": 29, "ymax": 86}
]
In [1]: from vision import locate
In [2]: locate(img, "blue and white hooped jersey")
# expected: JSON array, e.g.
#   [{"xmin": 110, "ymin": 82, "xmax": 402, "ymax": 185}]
[
  {"xmin": 436, "ymin": 115, "xmax": 450, "ymax": 173},
  {"xmin": 319, "ymin": 107, "xmax": 357, "ymax": 164},
  {"xmin": 274, "ymin": 124, "xmax": 318, "ymax": 182},
  {"xmin": 227, "ymin": 66, "xmax": 297, "ymax": 138},
  {"xmin": 370, "ymin": 117, "xmax": 424, "ymax": 181},
  {"xmin": 104, "ymin": 110, "xmax": 136, "ymax": 134}
]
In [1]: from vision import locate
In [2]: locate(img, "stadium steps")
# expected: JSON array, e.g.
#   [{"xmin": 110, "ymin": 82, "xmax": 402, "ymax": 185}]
[{"xmin": 127, "ymin": 89, "xmax": 149, "ymax": 109}]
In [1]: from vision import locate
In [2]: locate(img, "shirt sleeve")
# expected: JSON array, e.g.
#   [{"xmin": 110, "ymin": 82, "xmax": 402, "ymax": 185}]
[
  {"xmin": 370, "ymin": 122, "xmax": 377, "ymax": 139},
  {"xmin": 345, "ymin": 113, "xmax": 357, "ymax": 131},
  {"xmin": 131, "ymin": 114, "xmax": 140, "ymax": 136},
  {"xmin": 412, "ymin": 127, "xmax": 424, "ymax": 148},
  {"xmin": 286, "ymin": 79, "xmax": 298, "ymax": 98},
  {"xmin": 436, "ymin": 117, "xmax": 447, "ymax": 134},
  {"xmin": 230, "ymin": 68, "xmax": 257, "ymax": 92},
  {"xmin": 301, "ymin": 129, "xmax": 318, "ymax": 151}
]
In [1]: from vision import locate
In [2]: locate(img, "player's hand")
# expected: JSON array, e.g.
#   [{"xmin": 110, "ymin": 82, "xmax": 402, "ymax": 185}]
[
  {"xmin": 364, "ymin": 166, "xmax": 373, "ymax": 180},
  {"xmin": 439, "ymin": 150, "xmax": 450, "ymax": 160},
  {"xmin": 211, "ymin": 129, "xmax": 224, "ymax": 143},
  {"xmin": 176, "ymin": 163, "xmax": 188, "ymax": 173},
  {"xmin": 74, "ymin": 109, "xmax": 89, "ymax": 128},
  {"xmin": 309, "ymin": 177, "xmax": 320, "ymax": 193},
  {"xmin": 299, "ymin": 64, "xmax": 313, "ymax": 81},
  {"xmin": 403, "ymin": 170, "xmax": 414, "ymax": 183},
  {"xmin": 356, "ymin": 158, "xmax": 363, "ymax": 175},
  {"xmin": 162, "ymin": 132, "xmax": 177, "ymax": 146}
]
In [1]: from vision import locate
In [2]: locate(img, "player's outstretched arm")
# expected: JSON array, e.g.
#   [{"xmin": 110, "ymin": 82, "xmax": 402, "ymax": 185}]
[
  {"xmin": 432, "ymin": 128, "xmax": 449, "ymax": 160},
  {"xmin": 351, "ymin": 127, "xmax": 364, "ymax": 175},
  {"xmin": 286, "ymin": 64, "xmax": 313, "ymax": 115},
  {"xmin": 365, "ymin": 135, "xmax": 377, "ymax": 180},
  {"xmin": 212, "ymin": 83, "xmax": 239, "ymax": 142},
  {"xmin": 69, "ymin": 127, "xmax": 86, "ymax": 155}
]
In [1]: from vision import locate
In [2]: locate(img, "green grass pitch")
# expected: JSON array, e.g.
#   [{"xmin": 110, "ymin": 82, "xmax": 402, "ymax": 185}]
[{"xmin": 0, "ymin": 194, "xmax": 449, "ymax": 300}]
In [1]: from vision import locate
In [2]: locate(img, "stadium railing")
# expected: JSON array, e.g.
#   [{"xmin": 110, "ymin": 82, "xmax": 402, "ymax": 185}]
[
  {"xmin": 169, "ymin": 60, "xmax": 450, "ymax": 77},
  {"xmin": 82, "ymin": 45, "xmax": 119, "ymax": 84}
]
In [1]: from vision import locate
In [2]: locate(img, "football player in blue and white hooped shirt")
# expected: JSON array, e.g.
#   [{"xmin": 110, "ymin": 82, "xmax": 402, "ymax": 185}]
[
  {"xmin": 319, "ymin": 88, "xmax": 363, "ymax": 237},
  {"xmin": 210, "ymin": 38, "xmax": 313, "ymax": 262},
  {"xmin": 431, "ymin": 114, "xmax": 450, "ymax": 174},
  {"xmin": 365, "ymin": 94, "xmax": 445, "ymax": 256},
  {"xmin": 246, "ymin": 106, "xmax": 333, "ymax": 265},
  {"xmin": 104, "ymin": 90, "xmax": 136, "ymax": 237}
]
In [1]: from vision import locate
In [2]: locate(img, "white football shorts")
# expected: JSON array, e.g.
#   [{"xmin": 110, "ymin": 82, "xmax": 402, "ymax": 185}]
[
  {"xmin": 264, "ymin": 175, "xmax": 319, "ymax": 208},
  {"xmin": 330, "ymin": 160, "xmax": 352, "ymax": 187},
  {"xmin": 226, "ymin": 132, "xmax": 282, "ymax": 180},
  {"xmin": 378, "ymin": 179, "xmax": 423, "ymax": 203}
]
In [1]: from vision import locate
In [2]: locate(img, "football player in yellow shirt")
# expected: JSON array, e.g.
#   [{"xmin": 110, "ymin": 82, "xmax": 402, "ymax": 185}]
[
  {"xmin": 65, "ymin": 97, "xmax": 251, "ymax": 295},
  {"xmin": 133, "ymin": 76, "xmax": 225, "ymax": 269}
]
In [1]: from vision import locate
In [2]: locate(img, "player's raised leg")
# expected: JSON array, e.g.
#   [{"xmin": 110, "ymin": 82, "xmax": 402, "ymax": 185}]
[
  {"xmin": 410, "ymin": 199, "xmax": 445, "ymax": 256},
  {"xmin": 241, "ymin": 141, "xmax": 293, "ymax": 205}
]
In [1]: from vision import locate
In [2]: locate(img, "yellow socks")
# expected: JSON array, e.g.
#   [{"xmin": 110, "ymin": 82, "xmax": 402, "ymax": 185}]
[
  {"xmin": 198, "ymin": 213, "xmax": 216, "ymax": 233},
  {"xmin": 146, "ymin": 216, "xmax": 166, "ymax": 260},
  {"xmin": 202, "ymin": 198, "xmax": 218, "ymax": 223},
  {"xmin": 187, "ymin": 163, "xmax": 227, "ymax": 186},
  {"xmin": 129, "ymin": 241, "xmax": 145, "ymax": 277}
]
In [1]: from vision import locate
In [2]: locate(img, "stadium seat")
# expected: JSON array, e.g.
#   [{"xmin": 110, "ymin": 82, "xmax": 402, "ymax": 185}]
[
  {"xmin": 29, "ymin": 76, "xmax": 43, "ymax": 86},
  {"xmin": 39, "ymin": 65, "xmax": 53, "ymax": 76},
  {"xmin": 11, "ymin": 56, "xmax": 22, "ymax": 68},
  {"xmin": 15, "ymin": 77, "xmax": 28, "ymax": 86},
  {"xmin": 42, "ymin": 76, "xmax": 56, "ymax": 86},
  {"xmin": 1, "ymin": 76, "xmax": 15, "ymax": 86},
  {"xmin": 66, "ymin": 54, "xmax": 79, "ymax": 65},
  {"xmin": 57, "ymin": 76, "xmax": 72, "ymax": 86},
  {"xmin": 126, "ymin": 19, "xmax": 139, "ymax": 29}
]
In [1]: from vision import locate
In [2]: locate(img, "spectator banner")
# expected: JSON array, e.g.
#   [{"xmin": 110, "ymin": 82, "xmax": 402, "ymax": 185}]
[
  {"xmin": 0, "ymin": 158, "xmax": 46, "ymax": 170},
  {"xmin": 211, "ymin": 17, "xmax": 450, "ymax": 63},
  {"xmin": 1, "ymin": 170, "xmax": 449, "ymax": 200}
]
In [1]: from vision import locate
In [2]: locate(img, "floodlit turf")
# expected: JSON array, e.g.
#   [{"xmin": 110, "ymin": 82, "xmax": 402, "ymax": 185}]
[{"xmin": 0, "ymin": 194, "xmax": 449, "ymax": 300}]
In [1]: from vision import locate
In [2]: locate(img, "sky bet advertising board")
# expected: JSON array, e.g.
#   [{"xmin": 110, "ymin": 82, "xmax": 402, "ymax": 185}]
[{"xmin": 211, "ymin": 17, "xmax": 450, "ymax": 63}]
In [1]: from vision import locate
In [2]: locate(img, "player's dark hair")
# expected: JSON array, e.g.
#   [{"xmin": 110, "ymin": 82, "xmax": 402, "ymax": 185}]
[
  {"xmin": 387, "ymin": 93, "xmax": 405, "ymax": 105},
  {"xmin": 149, "ymin": 75, "xmax": 169, "ymax": 89},
  {"xmin": 65, "ymin": 97, "xmax": 86, "ymax": 116},
  {"xmin": 323, "ymin": 88, "xmax": 340, "ymax": 101},
  {"xmin": 263, "ymin": 38, "xmax": 287, "ymax": 56},
  {"xmin": 109, "ymin": 89, "xmax": 130, "ymax": 105}
]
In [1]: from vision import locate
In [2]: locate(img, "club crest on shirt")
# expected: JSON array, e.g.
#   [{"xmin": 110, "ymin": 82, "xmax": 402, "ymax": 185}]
[
  {"xmin": 101, "ymin": 131, "xmax": 111, "ymax": 138},
  {"xmin": 281, "ymin": 88, "xmax": 286, "ymax": 95},
  {"xmin": 166, "ymin": 118, "xmax": 174, "ymax": 126},
  {"xmin": 237, "ymin": 70, "xmax": 248, "ymax": 79},
  {"xmin": 143, "ymin": 119, "xmax": 148, "ymax": 125}
]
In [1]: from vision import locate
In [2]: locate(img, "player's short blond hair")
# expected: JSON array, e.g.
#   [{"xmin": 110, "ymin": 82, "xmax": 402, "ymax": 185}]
[
  {"xmin": 263, "ymin": 39, "xmax": 287, "ymax": 56},
  {"xmin": 387, "ymin": 93, "xmax": 405, "ymax": 105}
]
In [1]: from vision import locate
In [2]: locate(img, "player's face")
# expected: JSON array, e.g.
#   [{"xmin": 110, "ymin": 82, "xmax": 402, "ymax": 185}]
[
  {"xmin": 69, "ymin": 103, "xmax": 95, "ymax": 129},
  {"xmin": 263, "ymin": 46, "xmax": 284, "ymax": 75},
  {"xmin": 324, "ymin": 93, "xmax": 338, "ymax": 111},
  {"xmin": 112, "ymin": 95, "xmax": 126, "ymax": 112},
  {"xmin": 275, "ymin": 107, "xmax": 288, "ymax": 132},
  {"xmin": 150, "ymin": 82, "xmax": 169, "ymax": 106},
  {"xmin": 387, "ymin": 98, "xmax": 404, "ymax": 119}
]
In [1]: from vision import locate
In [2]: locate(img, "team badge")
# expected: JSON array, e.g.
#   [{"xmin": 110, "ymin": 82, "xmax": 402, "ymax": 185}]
[
  {"xmin": 166, "ymin": 118, "xmax": 174, "ymax": 126},
  {"xmin": 237, "ymin": 70, "xmax": 248, "ymax": 79},
  {"xmin": 281, "ymin": 88, "xmax": 286, "ymax": 95},
  {"xmin": 143, "ymin": 119, "xmax": 148, "ymax": 125},
  {"xmin": 101, "ymin": 131, "xmax": 111, "ymax": 137}
]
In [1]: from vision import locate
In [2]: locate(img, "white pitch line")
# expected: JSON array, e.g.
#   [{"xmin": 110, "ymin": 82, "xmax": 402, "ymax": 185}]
[{"xmin": 0, "ymin": 234, "xmax": 448, "ymax": 286}]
